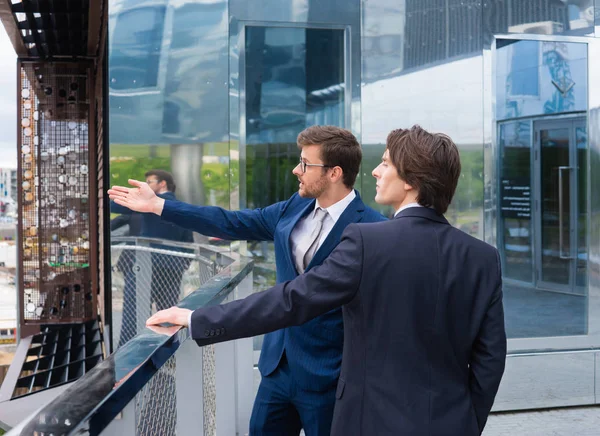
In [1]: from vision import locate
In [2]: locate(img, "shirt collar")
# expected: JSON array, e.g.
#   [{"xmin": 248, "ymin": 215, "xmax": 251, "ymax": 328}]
[
  {"xmin": 315, "ymin": 190, "xmax": 356, "ymax": 224},
  {"xmin": 394, "ymin": 202, "xmax": 423, "ymax": 217}
]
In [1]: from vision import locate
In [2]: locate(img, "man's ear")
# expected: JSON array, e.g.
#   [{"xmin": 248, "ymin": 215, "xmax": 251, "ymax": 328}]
[
  {"xmin": 404, "ymin": 181, "xmax": 414, "ymax": 192},
  {"xmin": 330, "ymin": 166, "xmax": 344, "ymax": 183}
]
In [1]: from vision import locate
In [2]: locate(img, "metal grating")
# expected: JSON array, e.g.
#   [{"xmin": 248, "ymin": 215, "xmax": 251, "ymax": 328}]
[
  {"xmin": 9, "ymin": 0, "xmax": 90, "ymax": 59},
  {"xmin": 11, "ymin": 320, "xmax": 103, "ymax": 399},
  {"xmin": 135, "ymin": 355, "xmax": 178, "ymax": 436},
  {"xmin": 18, "ymin": 61, "xmax": 96, "ymax": 328},
  {"xmin": 203, "ymin": 344, "xmax": 217, "ymax": 436}
]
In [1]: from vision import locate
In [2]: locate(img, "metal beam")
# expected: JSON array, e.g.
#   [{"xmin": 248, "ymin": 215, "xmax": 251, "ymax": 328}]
[
  {"xmin": 87, "ymin": 0, "xmax": 103, "ymax": 56},
  {"xmin": 0, "ymin": 0, "xmax": 29, "ymax": 56},
  {"xmin": 21, "ymin": 0, "xmax": 46, "ymax": 58}
]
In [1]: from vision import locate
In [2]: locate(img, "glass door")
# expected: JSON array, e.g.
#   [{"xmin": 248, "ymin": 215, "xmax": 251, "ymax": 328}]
[{"xmin": 534, "ymin": 118, "xmax": 587, "ymax": 295}]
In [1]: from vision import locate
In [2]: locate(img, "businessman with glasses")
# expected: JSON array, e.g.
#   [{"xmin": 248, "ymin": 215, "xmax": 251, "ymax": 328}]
[{"xmin": 108, "ymin": 125, "xmax": 385, "ymax": 436}]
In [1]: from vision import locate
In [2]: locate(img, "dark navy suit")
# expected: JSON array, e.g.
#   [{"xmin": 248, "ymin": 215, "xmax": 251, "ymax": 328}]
[
  {"xmin": 160, "ymin": 191, "xmax": 385, "ymax": 435},
  {"xmin": 188, "ymin": 207, "xmax": 507, "ymax": 436}
]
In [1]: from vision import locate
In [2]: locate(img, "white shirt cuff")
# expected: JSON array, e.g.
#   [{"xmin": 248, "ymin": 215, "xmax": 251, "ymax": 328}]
[{"xmin": 188, "ymin": 311, "xmax": 193, "ymax": 337}]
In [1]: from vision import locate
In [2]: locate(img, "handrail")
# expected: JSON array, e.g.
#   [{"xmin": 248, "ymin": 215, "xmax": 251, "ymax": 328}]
[{"xmin": 6, "ymin": 253, "xmax": 253, "ymax": 436}]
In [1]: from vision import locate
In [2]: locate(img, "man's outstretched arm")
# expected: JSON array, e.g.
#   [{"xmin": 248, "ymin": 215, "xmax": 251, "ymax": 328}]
[
  {"xmin": 146, "ymin": 224, "xmax": 365, "ymax": 345},
  {"xmin": 108, "ymin": 179, "xmax": 283, "ymax": 241}
]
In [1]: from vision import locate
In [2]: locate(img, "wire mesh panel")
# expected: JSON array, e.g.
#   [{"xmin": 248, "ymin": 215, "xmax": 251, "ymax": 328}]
[
  {"xmin": 111, "ymin": 239, "xmax": 217, "ymax": 348},
  {"xmin": 18, "ymin": 61, "xmax": 96, "ymax": 330},
  {"xmin": 135, "ymin": 355, "xmax": 178, "ymax": 436},
  {"xmin": 109, "ymin": 239, "xmax": 224, "ymax": 435},
  {"xmin": 203, "ymin": 344, "xmax": 217, "ymax": 436}
]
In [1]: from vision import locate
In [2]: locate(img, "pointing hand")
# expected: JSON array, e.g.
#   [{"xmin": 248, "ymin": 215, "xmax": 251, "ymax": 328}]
[{"xmin": 108, "ymin": 179, "xmax": 165, "ymax": 215}]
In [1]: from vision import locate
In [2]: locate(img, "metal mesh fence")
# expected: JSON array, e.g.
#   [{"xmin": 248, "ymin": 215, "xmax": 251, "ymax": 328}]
[
  {"xmin": 203, "ymin": 344, "xmax": 217, "ymax": 436},
  {"xmin": 111, "ymin": 240, "xmax": 216, "ymax": 348},
  {"xmin": 110, "ymin": 238, "xmax": 222, "ymax": 435},
  {"xmin": 136, "ymin": 355, "xmax": 178, "ymax": 436}
]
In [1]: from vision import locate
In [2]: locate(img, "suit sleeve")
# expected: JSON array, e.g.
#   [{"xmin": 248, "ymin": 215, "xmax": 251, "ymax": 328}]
[
  {"xmin": 469, "ymin": 250, "xmax": 507, "ymax": 434},
  {"xmin": 110, "ymin": 200, "xmax": 133, "ymax": 215},
  {"xmin": 189, "ymin": 224, "xmax": 365, "ymax": 345},
  {"xmin": 160, "ymin": 199, "xmax": 286, "ymax": 241}
]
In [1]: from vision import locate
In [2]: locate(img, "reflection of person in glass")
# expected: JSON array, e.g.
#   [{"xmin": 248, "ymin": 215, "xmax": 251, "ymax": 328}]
[
  {"xmin": 109, "ymin": 126, "xmax": 386, "ymax": 436},
  {"xmin": 111, "ymin": 170, "xmax": 193, "ymax": 347},
  {"xmin": 144, "ymin": 126, "xmax": 507, "ymax": 436}
]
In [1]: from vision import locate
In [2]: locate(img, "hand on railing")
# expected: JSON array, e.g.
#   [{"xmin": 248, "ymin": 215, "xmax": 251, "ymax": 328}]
[
  {"xmin": 146, "ymin": 306, "xmax": 192, "ymax": 327},
  {"xmin": 108, "ymin": 179, "xmax": 166, "ymax": 215}
]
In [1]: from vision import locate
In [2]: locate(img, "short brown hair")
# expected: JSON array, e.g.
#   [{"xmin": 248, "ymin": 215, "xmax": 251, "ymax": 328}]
[
  {"xmin": 386, "ymin": 125, "xmax": 461, "ymax": 214},
  {"xmin": 145, "ymin": 169, "xmax": 176, "ymax": 192},
  {"xmin": 297, "ymin": 125, "xmax": 362, "ymax": 188}
]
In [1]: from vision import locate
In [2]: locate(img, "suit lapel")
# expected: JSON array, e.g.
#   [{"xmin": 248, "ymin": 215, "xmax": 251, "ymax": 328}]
[{"xmin": 306, "ymin": 190, "xmax": 365, "ymax": 270}]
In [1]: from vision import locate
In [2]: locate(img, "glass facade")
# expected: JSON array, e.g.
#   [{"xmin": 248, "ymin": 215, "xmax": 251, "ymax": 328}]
[{"xmin": 108, "ymin": 0, "xmax": 600, "ymax": 410}]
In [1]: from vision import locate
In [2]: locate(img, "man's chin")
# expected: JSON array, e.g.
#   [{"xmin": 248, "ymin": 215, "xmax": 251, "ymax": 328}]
[
  {"xmin": 298, "ymin": 189, "xmax": 314, "ymax": 198},
  {"xmin": 374, "ymin": 194, "xmax": 388, "ymax": 205}
]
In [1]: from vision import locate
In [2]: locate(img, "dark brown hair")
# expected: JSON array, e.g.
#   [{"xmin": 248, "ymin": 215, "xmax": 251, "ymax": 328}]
[
  {"xmin": 145, "ymin": 169, "xmax": 176, "ymax": 192},
  {"xmin": 386, "ymin": 125, "xmax": 461, "ymax": 214},
  {"xmin": 297, "ymin": 125, "xmax": 362, "ymax": 188}
]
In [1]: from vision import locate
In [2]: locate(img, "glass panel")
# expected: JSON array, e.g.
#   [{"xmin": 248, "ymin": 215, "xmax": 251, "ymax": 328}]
[
  {"xmin": 245, "ymin": 26, "xmax": 345, "ymax": 209},
  {"xmin": 498, "ymin": 121, "xmax": 533, "ymax": 283},
  {"xmin": 496, "ymin": 40, "xmax": 587, "ymax": 121},
  {"xmin": 109, "ymin": 6, "xmax": 166, "ymax": 90},
  {"xmin": 244, "ymin": 25, "xmax": 346, "ymax": 354},
  {"xmin": 108, "ymin": 0, "xmax": 230, "ymax": 349},
  {"xmin": 576, "ymin": 125, "xmax": 588, "ymax": 287},
  {"xmin": 540, "ymin": 127, "xmax": 571, "ymax": 286}
]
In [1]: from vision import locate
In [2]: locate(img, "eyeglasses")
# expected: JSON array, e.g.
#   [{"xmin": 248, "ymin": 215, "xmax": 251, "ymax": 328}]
[
  {"xmin": 146, "ymin": 179, "xmax": 159, "ymax": 185},
  {"xmin": 298, "ymin": 158, "xmax": 333, "ymax": 174}
]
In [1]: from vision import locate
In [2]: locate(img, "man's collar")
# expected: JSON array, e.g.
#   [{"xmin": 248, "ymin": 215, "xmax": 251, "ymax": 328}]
[
  {"xmin": 315, "ymin": 190, "xmax": 356, "ymax": 223},
  {"xmin": 393, "ymin": 202, "xmax": 422, "ymax": 217}
]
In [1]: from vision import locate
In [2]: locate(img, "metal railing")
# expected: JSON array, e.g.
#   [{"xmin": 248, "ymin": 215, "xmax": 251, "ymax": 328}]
[{"xmin": 6, "ymin": 243, "xmax": 254, "ymax": 436}]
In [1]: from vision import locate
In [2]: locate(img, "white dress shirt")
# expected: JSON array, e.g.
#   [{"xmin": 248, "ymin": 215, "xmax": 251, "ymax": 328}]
[
  {"xmin": 188, "ymin": 190, "xmax": 357, "ymax": 336},
  {"xmin": 290, "ymin": 189, "xmax": 356, "ymax": 264},
  {"xmin": 393, "ymin": 202, "xmax": 423, "ymax": 217}
]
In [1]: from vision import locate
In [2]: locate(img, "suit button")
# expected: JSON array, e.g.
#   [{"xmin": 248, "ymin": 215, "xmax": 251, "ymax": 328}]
[
  {"xmin": 204, "ymin": 329, "xmax": 210, "ymax": 337},
  {"xmin": 221, "ymin": 328, "xmax": 226, "ymax": 335},
  {"xmin": 210, "ymin": 329, "xmax": 215, "ymax": 336}
]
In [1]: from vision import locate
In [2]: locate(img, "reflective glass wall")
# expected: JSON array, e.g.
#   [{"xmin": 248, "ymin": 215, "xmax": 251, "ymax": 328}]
[{"xmin": 108, "ymin": 0, "xmax": 600, "ymax": 410}]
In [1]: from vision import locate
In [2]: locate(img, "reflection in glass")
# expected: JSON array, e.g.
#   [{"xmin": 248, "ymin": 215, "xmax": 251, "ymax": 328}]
[
  {"xmin": 576, "ymin": 125, "xmax": 588, "ymax": 287},
  {"xmin": 496, "ymin": 39, "xmax": 587, "ymax": 121},
  {"xmin": 499, "ymin": 121, "xmax": 532, "ymax": 283},
  {"xmin": 110, "ymin": 6, "xmax": 166, "ymax": 90},
  {"xmin": 495, "ymin": 38, "xmax": 589, "ymax": 339},
  {"xmin": 245, "ymin": 26, "xmax": 345, "ymax": 209},
  {"xmin": 244, "ymin": 26, "xmax": 346, "ymax": 354},
  {"xmin": 540, "ymin": 127, "xmax": 571, "ymax": 285}
]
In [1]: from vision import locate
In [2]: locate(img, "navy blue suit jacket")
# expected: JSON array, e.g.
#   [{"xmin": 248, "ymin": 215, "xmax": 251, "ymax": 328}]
[
  {"xmin": 161, "ymin": 191, "xmax": 386, "ymax": 391},
  {"xmin": 189, "ymin": 207, "xmax": 507, "ymax": 435}
]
